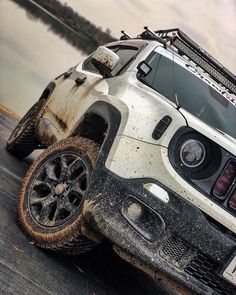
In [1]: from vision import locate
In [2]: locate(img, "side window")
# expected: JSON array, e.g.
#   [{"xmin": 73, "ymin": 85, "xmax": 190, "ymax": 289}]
[
  {"xmin": 83, "ymin": 45, "xmax": 139, "ymax": 76},
  {"xmin": 140, "ymin": 52, "xmax": 175, "ymax": 103}
]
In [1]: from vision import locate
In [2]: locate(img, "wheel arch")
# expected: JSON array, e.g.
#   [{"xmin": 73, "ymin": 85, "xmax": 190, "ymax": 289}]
[
  {"xmin": 39, "ymin": 82, "xmax": 56, "ymax": 102},
  {"xmin": 71, "ymin": 101, "xmax": 121, "ymax": 164}
]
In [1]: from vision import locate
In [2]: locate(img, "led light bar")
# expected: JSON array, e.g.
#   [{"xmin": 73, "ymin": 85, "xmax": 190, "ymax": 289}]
[
  {"xmin": 155, "ymin": 29, "xmax": 236, "ymax": 95},
  {"xmin": 172, "ymin": 37, "xmax": 236, "ymax": 94}
]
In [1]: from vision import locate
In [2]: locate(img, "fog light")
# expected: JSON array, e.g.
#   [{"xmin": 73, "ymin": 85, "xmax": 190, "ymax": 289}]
[
  {"xmin": 127, "ymin": 202, "xmax": 143, "ymax": 221},
  {"xmin": 180, "ymin": 139, "xmax": 206, "ymax": 168},
  {"xmin": 122, "ymin": 197, "xmax": 165, "ymax": 242}
]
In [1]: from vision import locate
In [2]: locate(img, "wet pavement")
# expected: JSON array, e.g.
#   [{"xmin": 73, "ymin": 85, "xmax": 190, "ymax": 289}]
[{"xmin": 0, "ymin": 107, "xmax": 171, "ymax": 295}]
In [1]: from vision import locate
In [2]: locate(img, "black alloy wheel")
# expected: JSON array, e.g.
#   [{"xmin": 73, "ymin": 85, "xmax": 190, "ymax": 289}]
[
  {"xmin": 29, "ymin": 151, "xmax": 89, "ymax": 227},
  {"xmin": 18, "ymin": 137, "xmax": 100, "ymax": 255}
]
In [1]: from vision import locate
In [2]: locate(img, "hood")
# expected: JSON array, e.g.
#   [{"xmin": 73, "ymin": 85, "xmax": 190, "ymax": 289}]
[{"xmin": 179, "ymin": 108, "xmax": 236, "ymax": 156}]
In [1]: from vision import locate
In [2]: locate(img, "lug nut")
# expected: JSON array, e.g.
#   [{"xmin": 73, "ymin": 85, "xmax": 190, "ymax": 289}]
[{"xmin": 55, "ymin": 183, "xmax": 66, "ymax": 195}]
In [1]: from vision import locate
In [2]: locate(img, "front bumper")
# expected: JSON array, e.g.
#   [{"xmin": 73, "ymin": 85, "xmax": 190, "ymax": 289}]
[{"xmin": 85, "ymin": 168, "xmax": 236, "ymax": 295}]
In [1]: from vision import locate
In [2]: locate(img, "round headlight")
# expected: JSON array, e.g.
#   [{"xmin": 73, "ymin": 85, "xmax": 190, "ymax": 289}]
[{"xmin": 180, "ymin": 139, "xmax": 206, "ymax": 168}]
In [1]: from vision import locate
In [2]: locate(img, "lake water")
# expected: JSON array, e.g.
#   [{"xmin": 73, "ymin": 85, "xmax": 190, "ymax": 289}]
[{"xmin": 0, "ymin": 0, "xmax": 86, "ymax": 117}]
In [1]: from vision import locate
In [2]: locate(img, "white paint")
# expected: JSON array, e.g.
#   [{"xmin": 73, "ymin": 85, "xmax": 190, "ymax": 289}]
[
  {"xmin": 106, "ymin": 135, "xmax": 236, "ymax": 234},
  {"xmin": 144, "ymin": 183, "xmax": 169, "ymax": 204},
  {"xmin": 38, "ymin": 38, "xmax": 236, "ymax": 235},
  {"xmin": 92, "ymin": 46, "xmax": 120, "ymax": 70}
]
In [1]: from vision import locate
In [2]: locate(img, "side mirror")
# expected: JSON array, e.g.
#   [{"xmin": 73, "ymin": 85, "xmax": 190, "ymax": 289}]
[
  {"xmin": 91, "ymin": 46, "xmax": 120, "ymax": 78},
  {"xmin": 137, "ymin": 61, "xmax": 151, "ymax": 77}
]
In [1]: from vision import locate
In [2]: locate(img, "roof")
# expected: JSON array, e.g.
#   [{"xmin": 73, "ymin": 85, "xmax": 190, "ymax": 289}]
[{"xmin": 120, "ymin": 27, "xmax": 236, "ymax": 96}]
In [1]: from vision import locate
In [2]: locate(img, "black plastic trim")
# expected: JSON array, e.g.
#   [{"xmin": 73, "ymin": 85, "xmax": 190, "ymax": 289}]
[
  {"xmin": 39, "ymin": 82, "xmax": 56, "ymax": 102},
  {"xmin": 85, "ymin": 167, "xmax": 236, "ymax": 295},
  {"xmin": 152, "ymin": 116, "xmax": 172, "ymax": 140},
  {"xmin": 168, "ymin": 126, "xmax": 236, "ymax": 218},
  {"xmin": 71, "ymin": 101, "xmax": 121, "ymax": 170}
]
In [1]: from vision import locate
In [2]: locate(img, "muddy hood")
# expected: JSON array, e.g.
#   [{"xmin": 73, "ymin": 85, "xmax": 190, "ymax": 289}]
[{"xmin": 179, "ymin": 108, "xmax": 236, "ymax": 156}]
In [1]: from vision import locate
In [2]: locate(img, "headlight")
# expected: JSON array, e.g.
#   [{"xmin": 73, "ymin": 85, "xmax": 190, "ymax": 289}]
[
  {"xmin": 180, "ymin": 139, "xmax": 206, "ymax": 168},
  {"xmin": 168, "ymin": 127, "xmax": 222, "ymax": 180}
]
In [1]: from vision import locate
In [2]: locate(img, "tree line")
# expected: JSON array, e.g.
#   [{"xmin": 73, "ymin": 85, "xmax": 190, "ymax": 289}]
[{"xmin": 11, "ymin": 0, "xmax": 117, "ymax": 54}]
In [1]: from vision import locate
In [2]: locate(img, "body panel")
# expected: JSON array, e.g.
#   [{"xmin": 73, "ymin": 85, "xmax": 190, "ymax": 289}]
[{"xmin": 32, "ymin": 36, "xmax": 236, "ymax": 294}]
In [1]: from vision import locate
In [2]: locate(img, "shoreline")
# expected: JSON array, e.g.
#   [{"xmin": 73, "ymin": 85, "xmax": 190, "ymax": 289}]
[{"xmin": 0, "ymin": 104, "xmax": 20, "ymax": 120}]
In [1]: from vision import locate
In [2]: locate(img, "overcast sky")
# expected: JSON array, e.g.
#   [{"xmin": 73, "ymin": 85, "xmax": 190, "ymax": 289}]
[
  {"xmin": 0, "ymin": 0, "xmax": 235, "ymax": 116},
  {"xmin": 62, "ymin": 0, "xmax": 236, "ymax": 73}
]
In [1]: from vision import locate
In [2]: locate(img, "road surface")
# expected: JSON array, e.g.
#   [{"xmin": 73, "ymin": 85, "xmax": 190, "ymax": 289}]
[{"xmin": 0, "ymin": 106, "xmax": 171, "ymax": 295}]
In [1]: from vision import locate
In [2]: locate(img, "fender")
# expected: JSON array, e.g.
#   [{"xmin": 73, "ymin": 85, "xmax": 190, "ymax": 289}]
[{"xmin": 70, "ymin": 101, "xmax": 121, "ymax": 169}]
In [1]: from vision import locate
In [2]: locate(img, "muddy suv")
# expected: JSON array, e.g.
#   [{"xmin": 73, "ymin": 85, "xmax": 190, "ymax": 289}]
[{"xmin": 7, "ymin": 28, "xmax": 236, "ymax": 295}]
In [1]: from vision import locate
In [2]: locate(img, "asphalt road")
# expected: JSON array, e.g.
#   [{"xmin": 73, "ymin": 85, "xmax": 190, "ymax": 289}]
[{"xmin": 0, "ymin": 107, "xmax": 171, "ymax": 295}]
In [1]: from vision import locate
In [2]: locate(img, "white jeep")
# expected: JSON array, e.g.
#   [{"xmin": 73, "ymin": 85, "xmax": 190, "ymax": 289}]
[{"xmin": 7, "ymin": 28, "xmax": 236, "ymax": 295}]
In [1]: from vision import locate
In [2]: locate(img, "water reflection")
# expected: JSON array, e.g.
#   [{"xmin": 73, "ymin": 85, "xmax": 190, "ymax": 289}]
[
  {"xmin": 12, "ymin": 0, "xmax": 102, "ymax": 54},
  {"xmin": 0, "ymin": 0, "xmax": 86, "ymax": 116}
]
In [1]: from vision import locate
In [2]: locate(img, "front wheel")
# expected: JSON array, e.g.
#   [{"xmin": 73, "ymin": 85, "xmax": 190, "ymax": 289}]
[
  {"xmin": 6, "ymin": 100, "xmax": 45, "ymax": 158},
  {"xmin": 18, "ymin": 137, "xmax": 100, "ymax": 255}
]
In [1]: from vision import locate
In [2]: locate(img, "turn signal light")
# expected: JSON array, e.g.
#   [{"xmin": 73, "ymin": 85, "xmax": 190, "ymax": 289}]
[{"xmin": 212, "ymin": 161, "xmax": 236, "ymax": 200}]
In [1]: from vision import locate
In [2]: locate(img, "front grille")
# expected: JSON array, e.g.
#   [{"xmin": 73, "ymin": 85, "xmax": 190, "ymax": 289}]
[
  {"xmin": 159, "ymin": 236, "xmax": 194, "ymax": 268},
  {"xmin": 159, "ymin": 236, "xmax": 235, "ymax": 294},
  {"xmin": 185, "ymin": 254, "xmax": 235, "ymax": 295}
]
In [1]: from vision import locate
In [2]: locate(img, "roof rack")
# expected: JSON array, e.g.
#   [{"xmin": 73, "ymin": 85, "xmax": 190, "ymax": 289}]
[
  {"xmin": 138, "ymin": 27, "xmax": 167, "ymax": 47},
  {"xmin": 137, "ymin": 27, "xmax": 236, "ymax": 95},
  {"xmin": 120, "ymin": 30, "xmax": 132, "ymax": 40}
]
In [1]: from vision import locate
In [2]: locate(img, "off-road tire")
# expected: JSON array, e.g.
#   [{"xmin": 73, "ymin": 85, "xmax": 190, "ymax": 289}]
[
  {"xmin": 18, "ymin": 137, "xmax": 100, "ymax": 255},
  {"xmin": 6, "ymin": 100, "xmax": 45, "ymax": 158}
]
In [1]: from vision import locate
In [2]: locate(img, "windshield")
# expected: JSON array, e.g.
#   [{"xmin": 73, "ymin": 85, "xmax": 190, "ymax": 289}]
[
  {"xmin": 83, "ymin": 41, "xmax": 146, "ymax": 76},
  {"xmin": 140, "ymin": 52, "xmax": 236, "ymax": 139}
]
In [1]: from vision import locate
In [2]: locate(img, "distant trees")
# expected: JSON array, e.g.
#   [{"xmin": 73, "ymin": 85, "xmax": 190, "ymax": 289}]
[
  {"xmin": 11, "ymin": 0, "xmax": 116, "ymax": 54},
  {"xmin": 33, "ymin": 0, "xmax": 116, "ymax": 46}
]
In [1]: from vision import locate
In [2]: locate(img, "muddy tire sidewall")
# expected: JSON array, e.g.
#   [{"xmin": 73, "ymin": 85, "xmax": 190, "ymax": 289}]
[{"xmin": 6, "ymin": 99, "xmax": 46, "ymax": 157}]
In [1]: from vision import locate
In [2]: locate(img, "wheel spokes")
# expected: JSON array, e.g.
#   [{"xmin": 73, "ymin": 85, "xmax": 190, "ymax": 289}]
[
  {"xmin": 37, "ymin": 203, "xmax": 52, "ymax": 225},
  {"xmin": 59, "ymin": 155, "xmax": 69, "ymax": 179},
  {"xmin": 68, "ymin": 159, "xmax": 88, "ymax": 195},
  {"xmin": 30, "ymin": 196, "xmax": 48, "ymax": 205},
  {"xmin": 33, "ymin": 179, "xmax": 45, "ymax": 187},
  {"xmin": 45, "ymin": 164, "xmax": 58, "ymax": 181},
  {"xmin": 29, "ymin": 151, "xmax": 89, "ymax": 227},
  {"xmin": 70, "ymin": 185, "xmax": 85, "ymax": 196},
  {"xmin": 52, "ymin": 204, "xmax": 59, "ymax": 223},
  {"xmin": 63, "ymin": 200, "xmax": 76, "ymax": 214},
  {"xmin": 72, "ymin": 170, "xmax": 86, "ymax": 183}
]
